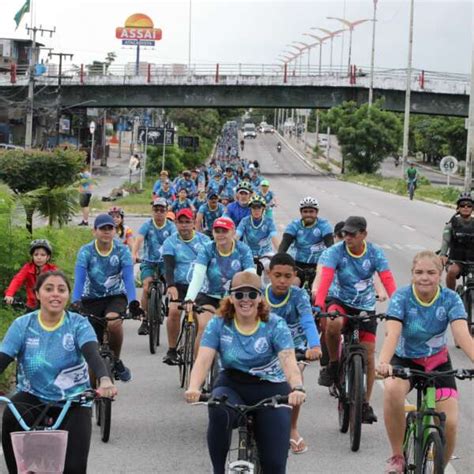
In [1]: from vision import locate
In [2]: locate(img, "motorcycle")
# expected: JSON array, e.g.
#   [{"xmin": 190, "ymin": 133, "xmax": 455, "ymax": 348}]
[{"xmin": 277, "ymin": 143, "xmax": 282, "ymax": 153}]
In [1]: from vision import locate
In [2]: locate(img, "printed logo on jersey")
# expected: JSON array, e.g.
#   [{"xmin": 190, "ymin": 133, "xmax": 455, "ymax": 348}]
[
  {"xmin": 312, "ymin": 228, "xmax": 321, "ymax": 237},
  {"xmin": 231, "ymin": 259, "xmax": 241, "ymax": 271},
  {"xmin": 254, "ymin": 337, "xmax": 269, "ymax": 354},
  {"xmin": 362, "ymin": 259, "xmax": 371, "ymax": 271},
  {"xmin": 110, "ymin": 255, "xmax": 120, "ymax": 267},
  {"xmin": 62, "ymin": 333, "xmax": 75, "ymax": 352},
  {"xmin": 435, "ymin": 307, "xmax": 447, "ymax": 321}
]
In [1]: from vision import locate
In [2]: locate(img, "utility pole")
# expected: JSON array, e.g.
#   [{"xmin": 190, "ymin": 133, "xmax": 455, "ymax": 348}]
[
  {"xmin": 24, "ymin": 24, "xmax": 55, "ymax": 148},
  {"xmin": 465, "ymin": 44, "xmax": 474, "ymax": 192},
  {"xmin": 49, "ymin": 51, "xmax": 73, "ymax": 146},
  {"xmin": 368, "ymin": 0, "xmax": 378, "ymax": 108}
]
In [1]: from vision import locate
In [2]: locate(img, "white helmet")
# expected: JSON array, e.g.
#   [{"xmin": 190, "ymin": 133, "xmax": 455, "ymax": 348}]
[{"xmin": 299, "ymin": 196, "xmax": 319, "ymax": 210}]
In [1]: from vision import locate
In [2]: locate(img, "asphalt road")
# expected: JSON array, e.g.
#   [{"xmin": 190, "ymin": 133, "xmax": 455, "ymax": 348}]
[{"xmin": 13, "ymin": 135, "xmax": 471, "ymax": 474}]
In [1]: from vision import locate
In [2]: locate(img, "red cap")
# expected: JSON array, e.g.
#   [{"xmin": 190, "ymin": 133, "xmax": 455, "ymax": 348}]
[
  {"xmin": 175, "ymin": 208, "xmax": 194, "ymax": 220},
  {"xmin": 213, "ymin": 217, "xmax": 235, "ymax": 230}
]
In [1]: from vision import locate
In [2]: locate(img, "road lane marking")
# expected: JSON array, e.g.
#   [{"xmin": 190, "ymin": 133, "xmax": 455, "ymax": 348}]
[
  {"xmin": 393, "ymin": 244, "xmax": 405, "ymax": 250},
  {"xmin": 402, "ymin": 225, "xmax": 416, "ymax": 231},
  {"xmin": 349, "ymin": 201, "xmax": 357, "ymax": 206},
  {"xmin": 371, "ymin": 211, "xmax": 380, "ymax": 216}
]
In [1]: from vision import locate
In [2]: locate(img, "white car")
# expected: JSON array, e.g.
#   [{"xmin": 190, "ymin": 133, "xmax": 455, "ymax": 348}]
[
  {"xmin": 0, "ymin": 143, "xmax": 23, "ymax": 150},
  {"xmin": 243, "ymin": 124, "xmax": 257, "ymax": 139}
]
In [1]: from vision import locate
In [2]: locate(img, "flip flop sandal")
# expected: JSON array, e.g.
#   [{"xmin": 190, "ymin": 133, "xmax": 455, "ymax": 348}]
[{"xmin": 290, "ymin": 437, "xmax": 308, "ymax": 455}]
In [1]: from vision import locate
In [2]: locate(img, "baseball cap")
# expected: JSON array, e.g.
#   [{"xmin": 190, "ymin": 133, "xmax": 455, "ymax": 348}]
[
  {"xmin": 183, "ymin": 170, "xmax": 191, "ymax": 176},
  {"xmin": 261, "ymin": 179, "xmax": 270, "ymax": 187},
  {"xmin": 151, "ymin": 197, "xmax": 168, "ymax": 207},
  {"xmin": 176, "ymin": 208, "xmax": 194, "ymax": 220},
  {"xmin": 207, "ymin": 191, "xmax": 219, "ymax": 199},
  {"xmin": 160, "ymin": 170, "xmax": 169, "ymax": 176},
  {"xmin": 342, "ymin": 216, "xmax": 367, "ymax": 234},
  {"xmin": 94, "ymin": 213, "xmax": 116, "ymax": 229},
  {"xmin": 213, "ymin": 217, "xmax": 235, "ymax": 231},
  {"xmin": 230, "ymin": 271, "xmax": 262, "ymax": 292}
]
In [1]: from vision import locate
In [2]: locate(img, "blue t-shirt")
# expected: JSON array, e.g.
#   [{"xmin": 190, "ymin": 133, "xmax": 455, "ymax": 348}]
[
  {"xmin": 220, "ymin": 176, "xmax": 238, "ymax": 196},
  {"xmin": 171, "ymin": 198, "xmax": 194, "ymax": 213},
  {"xmin": 138, "ymin": 219, "xmax": 176, "ymax": 263},
  {"xmin": 225, "ymin": 201, "xmax": 251, "ymax": 227},
  {"xmin": 387, "ymin": 285, "xmax": 466, "ymax": 358},
  {"xmin": 193, "ymin": 197, "xmax": 207, "ymax": 210},
  {"xmin": 162, "ymin": 232, "xmax": 210, "ymax": 284},
  {"xmin": 175, "ymin": 178, "xmax": 197, "ymax": 197},
  {"xmin": 250, "ymin": 176, "xmax": 262, "ymax": 192},
  {"xmin": 196, "ymin": 240, "xmax": 255, "ymax": 296},
  {"xmin": 201, "ymin": 314, "xmax": 294, "ymax": 382},
  {"xmin": 319, "ymin": 241, "xmax": 390, "ymax": 310},
  {"xmin": 197, "ymin": 203, "xmax": 225, "ymax": 231},
  {"xmin": 76, "ymin": 240, "xmax": 133, "ymax": 299},
  {"xmin": 156, "ymin": 188, "xmax": 175, "ymax": 205},
  {"xmin": 0, "ymin": 311, "xmax": 97, "ymax": 402},
  {"xmin": 284, "ymin": 218, "xmax": 333, "ymax": 264},
  {"xmin": 236, "ymin": 215, "xmax": 277, "ymax": 257},
  {"xmin": 265, "ymin": 285, "xmax": 320, "ymax": 350},
  {"xmin": 258, "ymin": 190, "xmax": 274, "ymax": 207},
  {"xmin": 208, "ymin": 179, "xmax": 222, "ymax": 195}
]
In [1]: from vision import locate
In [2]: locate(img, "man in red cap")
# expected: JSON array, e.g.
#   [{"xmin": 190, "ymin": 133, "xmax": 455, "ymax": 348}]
[{"xmin": 162, "ymin": 208, "xmax": 210, "ymax": 364}]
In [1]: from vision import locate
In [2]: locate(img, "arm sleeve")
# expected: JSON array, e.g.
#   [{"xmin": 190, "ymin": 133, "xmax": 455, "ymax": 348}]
[
  {"xmin": 4, "ymin": 265, "xmax": 29, "ymax": 297},
  {"xmin": 314, "ymin": 266, "xmax": 336, "ymax": 308},
  {"xmin": 278, "ymin": 233, "xmax": 295, "ymax": 253},
  {"xmin": 0, "ymin": 352, "xmax": 14, "ymax": 375},
  {"xmin": 378, "ymin": 270, "xmax": 397, "ymax": 297},
  {"xmin": 185, "ymin": 263, "xmax": 207, "ymax": 301},
  {"xmin": 323, "ymin": 234, "xmax": 335, "ymax": 248},
  {"xmin": 81, "ymin": 341, "xmax": 109, "ymax": 380},
  {"xmin": 439, "ymin": 223, "xmax": 451, "ymax": 256},
  {"xmin": 72, "ymin": 265, "xmax": 87, "ymax": 302},
  {"xmin": 163, "ymin": 255, "xmax": 176, "ymax": 286},
  {"xmin": 122, "ymin": 265, "xmax": 136, "ymax": 302}
]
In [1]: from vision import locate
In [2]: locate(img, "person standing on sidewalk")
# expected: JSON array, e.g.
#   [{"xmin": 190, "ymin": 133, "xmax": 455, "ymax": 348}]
[{"xmin": 78, "ymin": 165, "xmax": 93, "ymax": 226}]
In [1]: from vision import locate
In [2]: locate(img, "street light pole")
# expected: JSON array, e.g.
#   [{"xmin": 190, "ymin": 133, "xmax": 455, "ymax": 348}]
[
  {"xmin": 187, "ymin": 0, "xmax": 192, "ymax": 73},
  {"xmin": 401, "ymin": 0, "xmax": 415, "ymax": 176},
  {"xmin": 368, "ymin": 0, "xmax": 378, "ymax": 108},
  {"xmin": 303, "ymin": 34, "xmax": 329, "ymax": 75},
  {"xmin": 312, "ymin": 28, "xmax": 345, "ymax": 69}
]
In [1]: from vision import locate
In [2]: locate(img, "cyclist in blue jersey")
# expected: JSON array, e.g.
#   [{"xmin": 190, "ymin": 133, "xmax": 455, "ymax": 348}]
[
  {"xmin": 73, "ymin": 214, "xmax": 138, "ymax": 382},
  {"xmin": 195, "ymin": 192, "xmax": 225, "ymax": 238},
  {"xmin": 219, "ymin": 166, "xmax": 238, "ymax": 197},
  {"xmin": 265, "ymin": 253, "xmax": 321, "ymax": 454},
  {"xmin": 377, "ymin": 251, "xmax": 473, "ymax": 474},
  {"xmin": 155, "ymin": 179, "xmax": 175, "ymax": 205},
  {"xmin": 258, "ymin": 179, "xmax": 276, "ymax": 219},
  {"xmin": 185, "ymin": 271, "xmax": 306, "ymax": 474},
  {"xmin": 224, "ymin": 181, "xmax": 253, "ymax": 227},
  {"xmin": 162, "ymin": 209, "xmax": 210, "ymax": 365},
  {"xmin": 132, "ymin": 198, "xmax": 176, "ymax": 335},
  {"xmin": 193, "ymin": 189, "xmax": 207, "ymax": 212},
  {"xmin": 152, "ymin": 170, "xmax": 171, "ymax": 198},
  {"xmin": 171, "ymin": 188, "xmax": 195, "ymax": 214},
  {"xmin": 174, "ymin": 170, "xmax": 197, "ymax": 198},
  {"xmin": 278, "ymin": 196, "xmax": 334, "ymax": 288},
  {"xmin": 0, "ymin": 271, "xmax": 117, "ymax": 474},
  {"xmin": 315, "ymin": 216, "xmax": 397, "ymax": 423},
  {"xmin": 207, "ymin": 171, "xmax": 223, "ymax": 195},
  {"xmin": 236, "ymin": 195, "xmax": 278, "ymax": 258},
  {"xmin": 184, "ymin": 217, "xmax": 255, "ymax": 352}
]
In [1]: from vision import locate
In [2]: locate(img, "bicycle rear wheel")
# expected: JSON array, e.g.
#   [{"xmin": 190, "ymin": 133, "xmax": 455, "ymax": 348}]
[
  {"xmin": 402, "ymin": 413, "xmax": 417, "ymax": 473},
  {"xmin": 181, "ymin": 324, "xmax": 196, "ymax": 389},
  {"xmin": 337, "ymin": 363, "xmax": 350, "ymax": 433},
  {"xmin": 409, "ymin": 182, "xmax": 415, "ymax": 200},
  {"xmin": 98, "ymin": 356, "xmax": 113, "ymax": 443},
  {"xmin": 349, "ymin": 354, "xmax": 364, "ymax": 452},
  {"xmin": 421, "ymin": 431, "xmax": 444, "ymax": 474},
  {"xmin": 148, "ymin": 285, "xmax": 161, "ymax": 354}
]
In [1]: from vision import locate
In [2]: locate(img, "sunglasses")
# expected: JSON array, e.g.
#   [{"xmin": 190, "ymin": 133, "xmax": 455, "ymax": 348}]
[
  {"xmin": 153, "ymin": 207, "xmax": 167, "ymax": 213},
  {"xmin": 231, "ymin": 290, "xmax": 260, "ymax": 300},
  {"xmin": 459, "ymin": 203, "xmax": 473, "ymax": 208}
]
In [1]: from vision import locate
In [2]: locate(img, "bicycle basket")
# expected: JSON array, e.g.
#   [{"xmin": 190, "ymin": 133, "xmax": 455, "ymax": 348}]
[{"xmin": 11, "ymin": 430, "xmax": 68, "ymax": 473}]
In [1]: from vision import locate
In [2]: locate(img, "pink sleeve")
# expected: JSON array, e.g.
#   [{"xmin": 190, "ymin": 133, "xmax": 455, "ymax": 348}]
[
  {"xmin": 379, "ymin": 270, "xmax": 397, "ymax": 297},
  {"xmin": 314, "ymin": 266, "xmax": 335, "ymax": 310}
]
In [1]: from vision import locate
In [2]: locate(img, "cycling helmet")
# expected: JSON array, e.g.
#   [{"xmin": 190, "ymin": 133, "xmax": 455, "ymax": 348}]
[
  {"xmin": 236, "ymin": 181, "xmax": 253, "ymax": 193},
  {"xmin": 456, "ymin": 192, "xmax": 473, "ymax": 206},
  {"xmin": 249, "ymin": 195, "xmax": 266, "ymax": 207},
  {"xmin": 30, "ymin": 239, "xmax": 52, "ymax": 256},
  {"xmin": 299, "ymin": 196, "xmax": 319, "ymax": 210},
  {"xmin": 108, "ymin": 206, "xmax": 124, "ymax": 217}
]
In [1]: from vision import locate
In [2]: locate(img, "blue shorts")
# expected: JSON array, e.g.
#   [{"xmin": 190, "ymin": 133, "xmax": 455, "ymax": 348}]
[{"xmin": 140, "ymin": 262, "xmax": 163, "ymax": 281}]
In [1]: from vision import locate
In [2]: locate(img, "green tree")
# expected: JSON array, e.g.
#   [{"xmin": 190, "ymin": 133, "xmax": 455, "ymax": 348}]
[{"xmin": 0, "ymin": 148, "xmax": 85, "ymax": 232}]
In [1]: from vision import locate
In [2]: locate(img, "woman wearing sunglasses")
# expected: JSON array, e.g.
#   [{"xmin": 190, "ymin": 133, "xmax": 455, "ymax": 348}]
[{"xmin": 185, "ymin": 271, "xmax": 306, "ymax": 474}]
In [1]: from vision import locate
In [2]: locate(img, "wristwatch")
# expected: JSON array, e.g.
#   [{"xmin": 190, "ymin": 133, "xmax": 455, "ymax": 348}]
[{"xmin": 291, "ymin": 385, "xmax": 306, "ymax": 393}]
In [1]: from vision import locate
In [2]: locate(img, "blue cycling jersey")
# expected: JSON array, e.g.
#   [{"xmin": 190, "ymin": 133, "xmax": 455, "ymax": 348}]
[
  {"xmin": 174, "ymin": 178, "xmax": 197, "ymax": 197},
  {"xmin": 138, "ymin": 219, "xmax": 176, "ymax": 263},
  {"xmin": 387, "ymin": 285, "xmax": 466, "ymax": 358},
  {"xmin": 0, "ymin": 311, "xmax": 97, "ymax": 402},
  {"xmin": 197, "ymin": 203, "xmax": 225, "ymax": 231},
  {"xmin": 236, "ymin": 215, "xmax": 277, "ymax": 257},
  {"xmin": 171, "ymin": 198, "xmax": 194, "ymax": 213},
  {"xmin": 225, "ymin": 201, "xmax": 251, "ymax": 227},
  {"xmin": 161, "ymin": 232, "xmax": 210, "ymax": 284},
  {"xmin": 156, "ymin": 188, "xmax": 175, "ymax": 205},
  {"xmin": 220, "ymin": 176, "xmax": 238, "ymax": 196},
  {"xmin": 201, "ymin": 314, "xmax": 294, "ymax": 383}
]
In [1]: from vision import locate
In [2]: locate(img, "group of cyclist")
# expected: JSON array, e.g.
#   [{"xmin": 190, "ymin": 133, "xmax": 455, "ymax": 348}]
[{"xmin": 0, "ymin": 118, "xmax": 473, "ymax": 473}]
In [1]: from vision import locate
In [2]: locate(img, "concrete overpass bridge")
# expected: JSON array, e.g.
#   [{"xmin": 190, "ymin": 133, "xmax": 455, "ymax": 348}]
[{"xmin": 0, "ymin": 63, "xmax": 470, "ymax": 116}]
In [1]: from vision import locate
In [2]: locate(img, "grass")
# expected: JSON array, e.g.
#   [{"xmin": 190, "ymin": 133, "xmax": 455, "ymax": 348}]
[
  {"xmin": 0, "ymin": 308, "xmax": 16, "ymax": 393},
  {"xmin": 341, "ymin": 173, "xmax": 459, "ymax": 206},
  {"xmin": 91, "ymin": 183, "xmax": 154, "ymax": 215}
]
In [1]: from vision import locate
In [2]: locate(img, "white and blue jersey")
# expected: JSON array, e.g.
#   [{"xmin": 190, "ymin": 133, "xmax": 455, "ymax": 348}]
[
  {"xmin": 193, "ymin": 196, "xmax": 207, "ymax": 211},
  {"xmin": 236, "ymin": 215, "xmax": 277, "ymax": 257},
  {"xmin": 319, "ymin": 241, "xmax": 389, "ymax": 311},
  {"xmin": 138, "ymin": 219, "xmax": 176, "ymax": 263},
  {"xmin": 284, "ymin": 218, "xmax": 333, "ymax": 264},
  {"xmin": 161, "ymin": 232, "xmax": 210, "ymax": 284},
  {"xmin": 265, "ymin": 285, "xmax": 320, "ymax": 350},
  {"xmin": 0, "ymin": 311, "xmax": 97, "ymax": 402},
  {"xmin": 197, "ymin": 203, "xmax": 225, "ymax": 231},
  {"xmin": 250, "ymin": 176, "xmax": 262, "ymax": 192},
  {"xmin": 75, "ymin": 240, "xmax": 133, "ymax": 299},
  {"xmin": 171, "ymin": 198, "xmax": 194, "ymax": 213},
  {"xmin": 174, "ymin": 178, "xmax": 197, "ymax": 197},
  {"xmin": 387, "ymin": 285, "xmax": 466, "ymax": 359},
  {"xmin": 258, "ymin": 190, "xmax": 274, "ymax": 207},
  {"xmin": 196, "ymin": 240, "xmax": 255, "ymax": 296},
  {"xmin": 156, "ymin": 188, "xmax": 175, "ymax": 205},
  {"xmin": 201, "ymin": 314, "xmax": 294, "ymax": 383},
  {"xmin": 220, "ymin": 176, "xmax": 238, "ymax": 196},
  {"xmin": 208, "ymin": 179, "xmax": 222, "ymax": 195}
]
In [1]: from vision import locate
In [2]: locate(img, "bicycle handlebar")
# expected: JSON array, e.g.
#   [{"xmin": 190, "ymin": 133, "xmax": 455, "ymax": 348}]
[
  {"xmin": 313, "ymin": 309, "xmax": 386, "ymax": 322},
  {"xmin": 391, "ymin": 367, "xmax": 474, "ymax": 381},
  {"xmin": 197, "ymin": 394, "xmax": 290, "ymax": 409},
  {"xmin": 172, "ymin": 301, "xmax": 206, "ymax": 314}
]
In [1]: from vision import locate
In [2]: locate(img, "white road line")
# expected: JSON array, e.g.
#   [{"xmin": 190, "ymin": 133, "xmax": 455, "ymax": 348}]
[
  {"xmin": 349, "ymin": 201, "xmax": 357, "ymax": 206},
  {"xmin": 371, "ymin": 211, "xmax": 380, "ymax": 216},
  {"xmin": 378, "ymin": 244, "xmax": 392, "ymax": 250},
  {"xmin": 393, "ymin": 244, "xmax": 405, "ymax": 250},
  {"xmin": 402, "ymin": 225, "xmax": 416, "ymax": 231}
]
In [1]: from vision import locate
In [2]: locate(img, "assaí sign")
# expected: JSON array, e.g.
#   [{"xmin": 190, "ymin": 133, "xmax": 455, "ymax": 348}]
[{"xmin": 115, "ymin": 13, "xmax": 162, "ymax": 46}]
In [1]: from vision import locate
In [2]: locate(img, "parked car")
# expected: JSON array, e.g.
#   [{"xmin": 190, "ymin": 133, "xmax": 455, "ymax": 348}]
[
  {"xmin": 0, "ymin": 143, "xmax": 23, "ymax": 150},
  {"xmin": 243, "ymin": 123, "xmax": 257, "ymax": 139},
  {"xmin": 262, "ymin": 125, "xmax": 274, "ymax": 134}
]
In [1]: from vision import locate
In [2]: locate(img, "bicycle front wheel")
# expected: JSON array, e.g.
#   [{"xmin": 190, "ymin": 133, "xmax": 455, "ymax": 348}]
[
  {"xmin": 349, "ymin": 354, "xmax": 364, "ymax": 452},
  {"xmin": 409, "ymin": 183, "xmax": 415, "ymax": 200},
  {"xmin": 148, "ymin": 286, "xmax": 161, "ymax": 354},
  {"xmin": 181, "ymin": 324, "xmax": 196, "ymax": 389},
  {"xmin": 337, "ymin": 362, "xmax": 350, "ymax": 433},
  {"xmin": 402, "ymin": 413, "xmax": 417, "ymax": 473},
  {"xmin": 98, "ymin": 356, "xmax": 114, "ymax": 443},
  {"xmin": 421, "ymin": 431, "xmax": 444, "ymax": 474}
]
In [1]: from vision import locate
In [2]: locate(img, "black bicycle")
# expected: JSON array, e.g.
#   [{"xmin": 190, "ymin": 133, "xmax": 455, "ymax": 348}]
[
  {"xmin": 451, "ymin": 260, "xmax": 474, "ymax": 336},
  {"xmin": 316, "ymin": 310, "xmax": 386, "ymax": 452},
  {"xmin": 196, "ymin": 394, "xmax": 290, "ymax": 473},
  {"xmin": 296, "ymin": 265, "xmax": 317, "ymax": 301}
]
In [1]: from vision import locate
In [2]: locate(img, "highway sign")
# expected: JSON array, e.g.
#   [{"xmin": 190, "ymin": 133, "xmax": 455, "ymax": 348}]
[
  {"xmin": 138, "ymin": 127, "xmax": 174, "ymax": 145},
  {"xmin": 178, "ymin": 136, "xmax": 200, "ymax": 150},
  {"xmin": 439, "ymin": 155, "xmax": 458, "ymax": 175}
]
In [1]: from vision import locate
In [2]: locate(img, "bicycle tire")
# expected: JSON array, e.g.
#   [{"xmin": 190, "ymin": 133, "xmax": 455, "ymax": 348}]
[
  {"xmin": 148, "ymin": 286, "xmax": 160, "ymax": 354},
  {"xmin": 421, "ymin": 431, "xmax": 444, "ymax": 474},
  {"xmin": 338, "ymin": 364, "xmax": 350, "ymax": 433},
  {"xmin": 403, "ymin": 413, "xmax": 417, "ymax": 473},
  {"xmin": 181, "ymin": 324, "xmax": 196, "ymax": 389},
  {"xmin": 409, "ymin": 182, "xmax": 415, "ymax": 201},
  {"xmin": 99, "ymin": 356, "xmax": 114, "ymax": 443},
  {"xmin": 349, "ymin": 354, "xmax": 364, "ymax": 452},
  {"xmin": 247, "ymin": 433, "xmax": 262, "ymax": 474}
]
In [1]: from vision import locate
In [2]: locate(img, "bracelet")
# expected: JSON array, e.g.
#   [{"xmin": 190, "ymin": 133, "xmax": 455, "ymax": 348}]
[{"xmin": 291, "ymin": 385, "xmax": 306, "ymax": 394}]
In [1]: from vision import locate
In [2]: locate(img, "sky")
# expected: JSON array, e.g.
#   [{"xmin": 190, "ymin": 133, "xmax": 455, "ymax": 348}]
[{"xmin": 1, "ymin": 0, "xmax": 472, "ymax": 74}]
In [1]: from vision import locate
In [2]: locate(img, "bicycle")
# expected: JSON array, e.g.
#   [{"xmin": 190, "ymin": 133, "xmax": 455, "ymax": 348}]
[
  {"xmin": 450, "ymin": 259, "xmax": 474, "ymax": 336},
  {"xmin": 82, "ymin": 307, "xmax": 141, "ymax": 442},
  {"xmin": 295, "ymin": 265, "xmax": 316, "ymax": 301},
  {"xmin": 253, "ymin": 254, "xmax": 273, "ymax": 286},
  {"xmin": 407, "ymin": 179, "xmax": 417, "ymax": 201},
  {"xmin": 389, "ymin": 367, "xmax": 474, "ymax": 474},
  {"xmin": 0, "ymin": 390, "xmax": 98, "ymax": 473},
  {"xmin": 195, "ymin": 393, "xmax": 290, "ymax": 474},
  {"xmin": 315, "ymin": 310, "xmax": 386, "ymax": 452}
]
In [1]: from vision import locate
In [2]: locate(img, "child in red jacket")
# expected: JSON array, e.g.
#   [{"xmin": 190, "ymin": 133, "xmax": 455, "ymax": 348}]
[{"xmin": 4, "ymin": 239, "xmax": 57, "ymax": 310}]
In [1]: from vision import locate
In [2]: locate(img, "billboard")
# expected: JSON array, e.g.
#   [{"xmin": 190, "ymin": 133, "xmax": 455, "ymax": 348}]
[
  {"xmin": 138, "ymin": 127, "xmax": 174, "ymax": 146},
  {"xmin": 116, "ymin": 13, "xmax": 162, "ymax": 47}
]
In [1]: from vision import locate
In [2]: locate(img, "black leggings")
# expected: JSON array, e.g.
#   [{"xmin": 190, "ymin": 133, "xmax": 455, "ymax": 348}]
[
  {"xmin": 208, "ymin": 373, "xmax": 291, "ymax": 474},
  {"xmin": 2, "ymin": 391, "xmax": 92, "ymax": 474}
]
